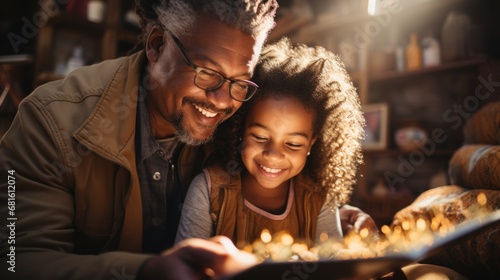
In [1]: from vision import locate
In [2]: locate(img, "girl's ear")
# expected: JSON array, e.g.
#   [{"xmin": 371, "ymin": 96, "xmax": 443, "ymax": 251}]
[
  {"xmin": 146, "ymin": 25, "xmax": 165, "ymax": 62},
  {"xmin": 309, "ymin": 136, "xmax": 318, "ymax": 153}
]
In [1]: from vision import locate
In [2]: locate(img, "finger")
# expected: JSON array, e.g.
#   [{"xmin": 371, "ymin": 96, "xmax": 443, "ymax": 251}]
[
  {"xmin": 209, "ymin": 236, "xmax": 239, "ymax": 255},
  {"xmin": 353, "ymin": 215, "xmax": 366, "ymax": 232},
  {"xmin": 341, "ymin": 220, "xmax": 354, "ymax": 235},
  {"xmin": 355, "ymin": 215, "xmax": 379, "ymax": 234},
  {"xmin": 171, "ymin": 237, "xmax": 228, "ymax": 261},
  {"xmin": 174, "ymin": 238, "xmax": 258, "ymax": 276},
  {"xmin": 209, "ymin": 236, "xmax": 259, "ymax": 275}
]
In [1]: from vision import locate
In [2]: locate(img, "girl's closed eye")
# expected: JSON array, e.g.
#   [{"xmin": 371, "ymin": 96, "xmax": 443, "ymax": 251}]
[
  {"xmin": 286, "ymin": 142, "xmax": 304, "ymax": 151},
  {"xmin": 251, "ymin": 134, "xmax": 268, "ymax": 142}
]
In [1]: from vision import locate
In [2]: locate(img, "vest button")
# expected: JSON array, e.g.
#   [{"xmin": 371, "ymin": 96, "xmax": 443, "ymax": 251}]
[
  {"xmin": 153, "ymin": 171, "xmax": 161, "ymax": 181},
  {"xmin": 157, "ymin": 150, "xmax": 166, "ymax": 157}
]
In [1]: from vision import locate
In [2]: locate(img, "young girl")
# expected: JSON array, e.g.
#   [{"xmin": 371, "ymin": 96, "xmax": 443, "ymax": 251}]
[{"xmin": 175, "ymin": 38, "xmax": 365, "ymax": 249}]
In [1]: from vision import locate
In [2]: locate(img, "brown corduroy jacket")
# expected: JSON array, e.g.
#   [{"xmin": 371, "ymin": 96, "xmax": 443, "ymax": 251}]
[{"xmin": 0, "ymin": 51, "xmax": 209, "ymax": 280}]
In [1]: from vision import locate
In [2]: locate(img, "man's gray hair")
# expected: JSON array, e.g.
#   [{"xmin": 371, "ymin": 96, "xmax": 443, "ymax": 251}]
[{"xmin": 135, "ymin": 0, "xmax": 278, "ymax": 56}]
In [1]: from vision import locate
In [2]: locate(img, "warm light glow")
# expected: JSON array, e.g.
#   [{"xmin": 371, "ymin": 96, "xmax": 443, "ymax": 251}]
[
  {"xmin": 261, "ymin": 229, "xmax": 272, "ymax": 243},
  {"xmin": 402, "ymin": 220, "xmax": 410, "ymax": 231},
  {"xmin": 416, "ymin": 218, "xmax": 426, "ymax": 232},
  {"xmin": 281, "ymin": 233, "xmax": 294, "ymax": 246},
  {"xmin": 431, "ymin": 218, "xmax": 440, "ymax": 231},
  {"xmin": 320, "ymin": 232, "xmax": 329, "ymax": 242},
  {"xmin": 204, "ymin": 268, "xmax": 215, "ymax": 278},
  {"xmin": 393, "ymin": 225, "xmax": 402, "ymax": 235},
  {"xmin": 368, "ymin": 0, "xmax": 377, "ymax": 15},
  {"xmin": 248, "ymin": 194, "xmax": 494, "ymax": 262},
  {"xmin": 381, "ymin": 225, "xmax": 391, "ymax": 235},
  {"xmin": 408, "ymin": 231, "xmax": 418, "ymax": 241},
  {"xmin": 292, "ymin": 243, "xmax": 308, "ymax": 253},
  {"xmin": 477, "ymin": 192, "xmax": 487, "ymax": 206}
]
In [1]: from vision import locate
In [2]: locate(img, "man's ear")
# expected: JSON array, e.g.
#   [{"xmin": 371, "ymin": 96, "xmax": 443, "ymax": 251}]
[{"xmin": 146, "ymin": 25, "xmax": 165, "ymax": 62}]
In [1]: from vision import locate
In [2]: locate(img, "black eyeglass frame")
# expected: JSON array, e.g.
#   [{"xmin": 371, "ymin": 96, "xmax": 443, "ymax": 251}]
[{"xmin": 169, "ymin": 33, "xmax": 259, "ymax": 102}]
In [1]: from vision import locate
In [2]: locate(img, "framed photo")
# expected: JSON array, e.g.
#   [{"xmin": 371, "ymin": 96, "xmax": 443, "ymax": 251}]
[{"xmin": 362, "ymin": 103, "xmax": 389, "ymax": 150}]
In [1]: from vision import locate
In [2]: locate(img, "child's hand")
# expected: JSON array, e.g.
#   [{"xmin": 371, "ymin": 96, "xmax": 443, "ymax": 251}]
[{"xmin": 339, "ymin": 204, "xmax": 379, "ymax": 235}]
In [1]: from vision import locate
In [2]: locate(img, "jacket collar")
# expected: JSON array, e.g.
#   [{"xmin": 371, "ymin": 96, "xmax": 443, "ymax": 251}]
[{"xmin": 73, "ymin": 51, "xmax": 145, "ymax": 170}]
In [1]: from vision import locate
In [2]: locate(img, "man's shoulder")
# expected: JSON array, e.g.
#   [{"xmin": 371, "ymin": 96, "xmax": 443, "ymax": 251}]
[
  {"xmin": 28, "ymin": 54, "xmax": 140, "ymax": 106},
  {"xmin": 16, "ymin": 51, "xmax": 145, "ymax": 144}
]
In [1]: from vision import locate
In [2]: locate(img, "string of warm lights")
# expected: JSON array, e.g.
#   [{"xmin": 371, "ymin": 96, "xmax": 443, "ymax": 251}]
[{"xmin": 245, "ymin": 192, "xmax": 494, "ymax": 262}]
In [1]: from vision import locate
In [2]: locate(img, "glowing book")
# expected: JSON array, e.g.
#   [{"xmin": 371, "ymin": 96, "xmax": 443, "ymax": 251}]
[{"xmin": 226, "ymin": 210, "xmax": 500, "ymax": 280}]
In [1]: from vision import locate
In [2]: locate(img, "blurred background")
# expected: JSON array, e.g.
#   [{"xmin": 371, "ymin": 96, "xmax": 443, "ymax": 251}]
[{"xmin": 1, "ymin": 0, "xmax": 499, "ymax": 227}]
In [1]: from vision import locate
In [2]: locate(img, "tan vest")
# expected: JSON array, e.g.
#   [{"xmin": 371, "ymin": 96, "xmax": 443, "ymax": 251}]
[{"xmin": 206, "ymin": 165, "xmax": 326, "ymax": 248}]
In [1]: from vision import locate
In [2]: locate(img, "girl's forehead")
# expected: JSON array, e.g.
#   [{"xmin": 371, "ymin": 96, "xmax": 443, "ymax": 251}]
[
  {"xmin": 246, "ymin": 96, "xmax": 314, "ymax": 132},
  {"xmin": 251, "ymin": 96, "xmax": 311, "ymax": 116}
]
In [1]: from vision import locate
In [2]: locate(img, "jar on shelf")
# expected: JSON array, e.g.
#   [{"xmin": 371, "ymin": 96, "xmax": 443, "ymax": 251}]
[
  {"xmin": 422, "ymin": 32, "xmax": 441, "ymax": 67},
  {"xmin": 87, "ymin": 0, "xmax": 106, "ymax": 23},
  {"xmin": 441, "ymin": 11, "xmax": 471, "ymax": 62},
  {"xmin": 394, "ymin": 120, "xmax": 428, "ymax": 151}
]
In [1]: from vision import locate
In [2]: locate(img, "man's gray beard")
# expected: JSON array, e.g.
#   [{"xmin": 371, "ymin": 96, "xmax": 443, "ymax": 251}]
[{"xmin": 172, "ymin": 114, "xmax": 214, "ymax": 146}]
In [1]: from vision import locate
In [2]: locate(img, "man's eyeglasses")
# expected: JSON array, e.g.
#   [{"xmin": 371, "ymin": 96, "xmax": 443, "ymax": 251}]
[{"xmin": 169, "ymin": 33, "xmax": 258, "ymax": 102}]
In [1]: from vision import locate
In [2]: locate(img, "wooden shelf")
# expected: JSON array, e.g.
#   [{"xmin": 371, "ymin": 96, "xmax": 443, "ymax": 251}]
[
  {"xmin": 34, "ymin": 0, "xmax": 139, "ymax": 87},
  {"xmin": 35, "ymin": 72, "xmax": 65, "ymax": 85},
  {"xmin": 363, "ymin": 149, "xmax": 457, "ymax": 157},
  {"xmin": 369, "ymin": 58, "xmax": 488, "ymax": 82},
  {"xmin": 46, "ymin": 12, "xmax": 106, "ymax": 34},
  {"xmin": 0, "ymin": 54, "xmax": 35, "ymax": 65}
]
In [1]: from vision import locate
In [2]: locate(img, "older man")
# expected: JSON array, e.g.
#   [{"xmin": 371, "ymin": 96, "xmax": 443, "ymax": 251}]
[{"xmin": 0, "ymin": 1, "xmax": 375, "ymax": 279}]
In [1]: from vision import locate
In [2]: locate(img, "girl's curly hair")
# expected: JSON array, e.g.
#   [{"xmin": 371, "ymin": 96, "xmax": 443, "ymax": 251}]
[{"xmin": 213, "ymin": 38, "xmax": 365, "ymax": 208}]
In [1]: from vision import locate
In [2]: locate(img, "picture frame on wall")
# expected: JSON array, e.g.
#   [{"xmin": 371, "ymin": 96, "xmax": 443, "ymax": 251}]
[{"xmin": 362, "ymin": 103, "xmax": 389, "ymax": 150}]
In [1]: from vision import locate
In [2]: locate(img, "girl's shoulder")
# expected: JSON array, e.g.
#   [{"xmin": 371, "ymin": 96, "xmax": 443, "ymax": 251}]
[{"xmin": 203, "ymin": 164, "xmax": 242, "ymax": 190}]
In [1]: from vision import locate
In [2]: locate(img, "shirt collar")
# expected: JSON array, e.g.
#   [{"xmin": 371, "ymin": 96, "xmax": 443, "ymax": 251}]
[{"xmin": 136, "ymin": 84, "xmax": 161, "ymax": 164}]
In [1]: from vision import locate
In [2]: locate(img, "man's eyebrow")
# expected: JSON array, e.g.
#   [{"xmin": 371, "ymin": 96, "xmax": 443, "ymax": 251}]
[{"xmin": 191, "ymin": 53, "xmax": 252, "ymax": 78}]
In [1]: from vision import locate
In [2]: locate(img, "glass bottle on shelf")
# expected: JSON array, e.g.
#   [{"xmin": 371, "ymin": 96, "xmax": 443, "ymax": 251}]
[
  {"xmin": 395, "ymin": 44, "xmax": 405, "ymax": 72},
  {"xmin": 65, "ymin": 45, "xmax": 85, "ymax": 75},
  {"xmin": 405, "ymin": 33, "xmax": 422, "ymax": 70}
]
